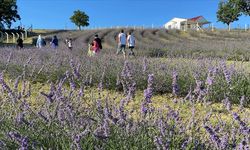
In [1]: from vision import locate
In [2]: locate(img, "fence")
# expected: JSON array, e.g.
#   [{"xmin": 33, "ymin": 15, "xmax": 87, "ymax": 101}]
[
  {"xmin": 0, "ymin": 29, "xmax": 29, "ymax": 43},
  {"xmin": 79, "ymin": 23, "xmax": 250, "ymax": 32}
]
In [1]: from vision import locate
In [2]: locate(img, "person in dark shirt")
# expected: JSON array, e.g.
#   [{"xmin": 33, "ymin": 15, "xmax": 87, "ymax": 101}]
[
  {"xmin": 93, "ymin": 34, "xmax": 102, "ymax": 50},
  {"xmin": 50, "ymin": 35, "xmax": 58, "ymax": 49},
  {"xmin": 16, "ymin": 37, "xmax": 23, "ymax": 49},
  {"xmin": 88, "ymin": 34, "xmax": 102, "ymax": 56}
]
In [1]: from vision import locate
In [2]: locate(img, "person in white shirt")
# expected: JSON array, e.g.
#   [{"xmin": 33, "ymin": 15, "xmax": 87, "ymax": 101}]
[
  {"xmin": 117, "ymin": 29, "xmax": 127, "ymax": 58},
  {"xmin": 127, "ymin": 32, "xmax": 135, "ymax": 56},
  {"xmin": 67, "ymin": 38, "xmax": 73, "ymax": 50}
]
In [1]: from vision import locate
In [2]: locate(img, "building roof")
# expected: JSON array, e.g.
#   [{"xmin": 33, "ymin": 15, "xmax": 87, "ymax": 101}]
[
  {"xmin": 164, "ymin": 16, "xmax": 210, "ymax": 27},
  {"xmin": 187, "ymin": 16, "xmax": 210, "ymax": 24}
]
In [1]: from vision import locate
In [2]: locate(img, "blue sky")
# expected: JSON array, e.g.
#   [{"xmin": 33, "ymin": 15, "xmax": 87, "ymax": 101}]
[{"xmin": 14, "ymin": 0, "xmax": 249, "ymax": 29}]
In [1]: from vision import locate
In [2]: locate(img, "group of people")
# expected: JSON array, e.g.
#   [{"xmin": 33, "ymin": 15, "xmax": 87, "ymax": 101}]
[
  {"xmin": 117, "ymin": 29, "xmax": 136, "ymax": 58},
  {"xmin": 88, "ymin": 29, "xmax": 136, "ymax": 58},
  {"xmin": 16, "ymin": 29, "xmax": 136, "ymax": 59},
  {"xmin": 36, "ymin": 35, "xmax": 58, "ymax": 49},
  {"xmin": 16, "ymin": 35, "xmax": 59, "ymax": 49}
]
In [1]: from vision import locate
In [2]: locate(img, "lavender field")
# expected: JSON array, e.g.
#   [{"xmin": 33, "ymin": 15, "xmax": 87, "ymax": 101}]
[{"xmin": 0, "ymin": 29, "xmax": 249, "ymax": 149}]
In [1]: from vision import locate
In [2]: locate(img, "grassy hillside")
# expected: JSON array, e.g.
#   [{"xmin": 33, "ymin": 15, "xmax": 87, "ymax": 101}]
[
  {"xmin": 26, "ymin": 29, "xmax": 250, "ymax": 60},
  {"xmin": 2, "ymin": 29, "xmax": 249, "ymax": 60}
]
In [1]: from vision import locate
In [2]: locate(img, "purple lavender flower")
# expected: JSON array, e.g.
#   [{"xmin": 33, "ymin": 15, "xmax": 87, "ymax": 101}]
[
  {"xmin": 204, "ymin": 125, "xmax": 221, "ymax": 148},
  {"xmin": 127, "ymin": 81, "xmax": 136, "ymax": 99},
  {"xmin": 70, "ymin": 60, "xmax": 81, "ymax": 79},
  {"xmin": 222, "ymin": 97, "xmax": 231, "ymax": 111},
  {"xmin": 16, "ymin": 112, "xmax": 25, "ymax": 125},
  {"xmin": 144, "ymin": 74, "xmax": 154, "ymax": 103},
  {"xmin": 206, "ymin": 67, "xmax": 214, "ymax": 86},
  {"xmin": 0, "ymin": 140, "xmax": 5, "ymax": 147},
  {"xmin": 121, "ymin": 61, "xmax": 132, "ymax": 79},
  {"xmin": 0, "ymin": 73, "xmax": 14, "ymax": 97},
  {"xmin": 154, "ymin": 136, "xmax": 163, "ymax": 150},
  {"xmin": 72, "ymin": 128, "xmax": 90, "ymax": 150},
  {"xmin": 144, "ymin": 88, "xmax": 153, "ymax": 103},
  {"xmin": 221, "ymin": 62, "xmax": 231, "ymax": 85},
  {"xmin": 14, "ymin": 76, "xmax": 21, "ymax": 90},
  {"xmin": 20, "ymin": 137, "xmax": 29, "ymax": 150},
  {"xmin": 58, "ymin": 108, "xmax": 65, "ymax": 123},
  {"xmin": 237, "ymin": 139, "xmax": 248, "ymax": 150},
  {"xmin": 118, "ymin": 98, "xmax": 127, "ymax": 122},
  {"xmin": 181, "ymin": 139, "xmax": 189, "ymax": 150},
  {"xmin": 172, "ymin": 70, "xmax": 179, "ymax": 96},
  {"xmin": 141, "ymin": 102, "xmax": 148, "ymax": 115},
  {"xmin": 8, "ymin": 131, "xmax": 22, "ymax": 143},
  {"xmin": 70, "ymin": 78, "xmax": 76, "ymax": 91},
  {"xmin": 37, "ymin": 111, "xmax": 49, "ymax": 123},
  {"xmin": 220, "ymin": 134, "xmax": 229, "ymax": 149},
  {"xmin": 96, "ymin": 99, "xmax": 103, "ymax": 115},
  {"xmin": 121, "ymin": 61, "xmax": 134, "ymax": 96},
  {"xmin": 66, "ymin": 104, "xmax": 75, "ymax": 124},
  {"xmin": 232, "ymin": 112, "xmax": 249, "ymax": 134},
  {"xmin": 78, "ymin": 86, "xmax": 84, "ymax": 97}
]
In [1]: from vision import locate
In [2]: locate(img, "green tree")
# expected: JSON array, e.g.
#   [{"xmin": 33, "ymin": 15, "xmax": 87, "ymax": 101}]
[
  {"xmin": 236, "ymin": 0, "xmax": 250, "ymax": 15},
  {"xmin": 0, "ymin": 0, "xmax": 21, "ymax": 29},
  {"xmin": 70, "ymin": 10, "xmax": 89, "ymax": 30},
  {"xmin": 217, "ymin": 0, "xmax": 241, "ymax": 31}
]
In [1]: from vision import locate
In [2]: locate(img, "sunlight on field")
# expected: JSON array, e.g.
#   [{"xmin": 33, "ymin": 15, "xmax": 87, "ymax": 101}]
[{"xmin": 26, "ymin": 80, "xmax": 249, "ymax": 125}]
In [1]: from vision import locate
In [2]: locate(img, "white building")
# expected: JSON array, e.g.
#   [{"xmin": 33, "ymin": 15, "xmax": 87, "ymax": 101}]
[
  {"xmin": 164, "ymin": 16, "xmax": 210, "ymax": 30},
  {"xmin": 164, "ymin": 18, "xmax": 187, "ymax": 30}
]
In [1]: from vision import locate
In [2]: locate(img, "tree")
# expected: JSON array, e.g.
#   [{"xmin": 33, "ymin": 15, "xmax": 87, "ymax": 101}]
[
  {"xmin": 217, "ymin": 0, "xmax": 241, "ymax": 31},
  {"xmin": 0, "ymin": 0, "xmax": 21, "ymax": 29},
  {"xmin": 235, "ymin": 0, "xmax": 250, "ymax": 15},
  {"xmin": 70, "ymin": 10, "xmax": 89, "ymax": 30}
]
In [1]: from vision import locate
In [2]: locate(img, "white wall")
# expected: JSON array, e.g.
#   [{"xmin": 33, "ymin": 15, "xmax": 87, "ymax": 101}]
[{"xmin": 164, "ymin": 18, "xmax": 187, "ymax": 30}]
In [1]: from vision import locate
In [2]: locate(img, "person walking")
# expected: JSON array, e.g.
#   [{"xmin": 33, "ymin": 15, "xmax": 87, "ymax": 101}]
[
  {"xmin": 67, "ymin": 38, "xmax": 73, "ymax": 50},
  {"xmin": 88, "ymin": 34, "xmax": 102, "ymax": 56},
  {"xmin": 50, "ymin": 35, "xmax": 58, "ymax": 49},
  {"xmin": 127, "ymin": 32, "xmax": 135, "ymax": 56},
  {"xmin": 16, "ymin": 37, "xmax": 23, "ymax": 49},
  {"xmin": 117, "ymin": 29, "xmax": 126, "ymax": 59},
  {"xmin": 36, "ymin": 35, "xmax": 45, "ymax": 48}
]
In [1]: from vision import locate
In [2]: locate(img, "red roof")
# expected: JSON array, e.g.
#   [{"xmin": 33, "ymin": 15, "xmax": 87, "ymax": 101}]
[
  {"xmin": 188, "ymin": 16, "xmax": 203, "ymax": 22},
  {"xmin": 187, "ymin": 16, "xmax": 210, "ymax": 24}
]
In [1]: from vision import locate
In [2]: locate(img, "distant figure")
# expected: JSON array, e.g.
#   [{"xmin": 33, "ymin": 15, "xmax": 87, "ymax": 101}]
[
  {"xmin": 117, "ymin": 29, "xmax": 126, "ymax": 59},
  {"xmin": 36, "ymin": 35, "xmax": 46, "ymax": 48},
  {"xmin": 65, "ymin": 38, "xmax": 69, "ymax": 45},
  {"xmin": 50, "ymin": 35, "xmax": 58, "ymax": 49},
  {"xmin": 88, "ymin": 34, "xmax": 102, "ymax": 56},
  {"xmin": 16, "ymin": 37, "xmax": 23, "ymax": 49},
  {"xmin": 127, "ymin": 32, "xmax": 135, "ymax": 56},
  {"xmin": 67, "ymin": 38, "xmax": 73, "ymax": 50}
]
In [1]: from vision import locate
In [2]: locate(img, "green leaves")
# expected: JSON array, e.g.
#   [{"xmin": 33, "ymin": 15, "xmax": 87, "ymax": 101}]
[
  {"xmin": 0, "ymin": 0, "xmax": 21, "ymax": 29},
  {"xmin": 70, "ymin": 10, "xmax": 89, "ymax": 30},
  {"xmin": 217, "ymin": 0, "xmax": 250, "ymax": 30},
  {"xmin": 217, "ymin": 0, "xmax": 241, "ymax": 30}
]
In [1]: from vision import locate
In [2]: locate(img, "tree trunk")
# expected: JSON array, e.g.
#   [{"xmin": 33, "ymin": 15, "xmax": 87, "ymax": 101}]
[
  {"xmin": 227, "ymin": 23, "xmax": 231, "ymax": 31},
  {"xmin": 78, "ymin": 26, "xmax": 81, "ymax": 30}
]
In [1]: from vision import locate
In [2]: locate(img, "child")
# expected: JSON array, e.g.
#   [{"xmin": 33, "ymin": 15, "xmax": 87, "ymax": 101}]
[{"xmin": 67, "ymin": 38, "xmax": 73, "ymax": 50}]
